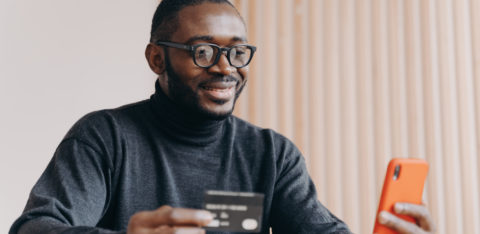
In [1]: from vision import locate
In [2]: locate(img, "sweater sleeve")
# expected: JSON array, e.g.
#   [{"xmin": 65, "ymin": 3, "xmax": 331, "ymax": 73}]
[
  {"xmin": 269, "ymin": 139, "xmax": 351, "ymax": 234},
  {"xmin": 9, "ymin": 138, "xmax": 121, "ymax": 234}
]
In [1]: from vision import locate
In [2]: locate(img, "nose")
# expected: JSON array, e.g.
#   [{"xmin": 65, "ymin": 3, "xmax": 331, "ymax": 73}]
[{"xmin": 207, "ymin": 52, "xmax": 236, "ymax": 76}]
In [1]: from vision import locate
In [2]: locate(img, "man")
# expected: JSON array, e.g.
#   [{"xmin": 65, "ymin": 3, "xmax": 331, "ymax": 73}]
[{"xmin": 10, "ymin": 0, "xmax": 435, "ymax": 233}]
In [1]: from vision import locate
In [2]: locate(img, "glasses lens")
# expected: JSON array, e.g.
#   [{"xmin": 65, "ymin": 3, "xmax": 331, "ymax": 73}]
[
  {"xmin": 194, "ymin": 45, "xmax": 216, "ymax": 67},
  {"xmin": 229, "ymin": 45, "xmax": 252, "ymax": 67}
]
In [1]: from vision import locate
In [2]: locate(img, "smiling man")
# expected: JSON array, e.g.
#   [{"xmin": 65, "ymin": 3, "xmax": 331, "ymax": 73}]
[{"xmin": 10, "ymin": 1, "xmax": 434, "ymax": 234}]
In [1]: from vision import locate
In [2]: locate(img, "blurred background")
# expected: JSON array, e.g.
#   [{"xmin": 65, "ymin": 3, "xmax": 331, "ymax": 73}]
[{"xmin": 1, "ymin": 0, "xmax": 479, "ymax": 233}]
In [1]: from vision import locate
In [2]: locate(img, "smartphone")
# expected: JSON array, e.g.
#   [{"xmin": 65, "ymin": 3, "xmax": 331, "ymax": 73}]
[{"xmin": 373, "ymin": 158, "xmax": 429, "ymax": 234}]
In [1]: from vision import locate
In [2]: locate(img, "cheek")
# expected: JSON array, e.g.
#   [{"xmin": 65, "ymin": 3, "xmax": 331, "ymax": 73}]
[{"xmin": 171, "ymin": 59, "xmax": 203, "ymax": 85}]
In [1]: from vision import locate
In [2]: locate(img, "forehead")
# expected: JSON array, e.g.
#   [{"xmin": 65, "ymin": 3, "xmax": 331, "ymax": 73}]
[{"xmin": 172, "ymin": 2, "xmax": 246, "ymax": 43}]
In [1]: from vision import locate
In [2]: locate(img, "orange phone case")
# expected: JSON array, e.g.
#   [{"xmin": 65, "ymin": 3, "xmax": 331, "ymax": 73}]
[{"xmin": 373, "ymin": 158, "xmax": 429, "ymax": 234}]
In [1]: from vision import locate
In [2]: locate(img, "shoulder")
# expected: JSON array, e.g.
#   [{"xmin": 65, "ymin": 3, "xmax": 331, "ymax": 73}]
[
  {"xmin": 69, "ymin": 100, "xmax": 147, "ymax": 131},
  {"xmin": 63, "ymin": 100, "xmax": 149, "ymax": 149}
]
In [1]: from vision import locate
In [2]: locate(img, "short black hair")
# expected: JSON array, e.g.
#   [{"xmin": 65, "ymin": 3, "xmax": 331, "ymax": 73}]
[{"xmin": 150, "ymin": 0, "xmax": 241, "ymax": 43}]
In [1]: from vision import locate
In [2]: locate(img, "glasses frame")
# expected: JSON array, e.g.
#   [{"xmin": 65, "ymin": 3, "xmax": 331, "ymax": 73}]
[{"xmin": 155, "ymin": 41, "xmax": 257, "ymax": 68}]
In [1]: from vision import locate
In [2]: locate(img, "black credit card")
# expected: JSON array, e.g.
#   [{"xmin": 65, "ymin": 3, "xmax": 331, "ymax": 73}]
[{"xmin": 203, "ymin": 190, "xmax": 264, "ymax": 233}]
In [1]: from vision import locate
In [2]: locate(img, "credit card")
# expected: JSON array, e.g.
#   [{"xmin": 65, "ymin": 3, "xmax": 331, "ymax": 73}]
[{"xmin": 203, "ymin": 190, "xmax": 264, "ymax": 233}]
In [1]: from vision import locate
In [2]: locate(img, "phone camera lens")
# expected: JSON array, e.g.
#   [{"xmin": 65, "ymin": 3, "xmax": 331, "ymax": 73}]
[{"xmin": 393, "ymin": 165, "xmax": 400, "ymax": 180}]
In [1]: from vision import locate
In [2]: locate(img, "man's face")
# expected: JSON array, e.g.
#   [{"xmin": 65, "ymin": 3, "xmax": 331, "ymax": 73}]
[{"xmin": 160, "ymin": 3, "xmax": 249, "ymax": 119}]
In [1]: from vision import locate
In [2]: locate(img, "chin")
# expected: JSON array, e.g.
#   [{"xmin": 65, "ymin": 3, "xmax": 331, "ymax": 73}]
[
  {"xmin": 198, "ymin": 103, "xmax": 235, "ymax": 120},
  {"xmin": 199, "ymin": 109, "xmax": 233, "ymax": 120}
]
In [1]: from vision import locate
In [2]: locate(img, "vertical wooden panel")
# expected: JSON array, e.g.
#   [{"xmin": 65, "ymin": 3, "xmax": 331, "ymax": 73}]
[
  {"xmin": 387, "ymin": 0, "xmax": 409, "ymax": 159},
  {"xmin": 372, "ymin": 0, "xmax": 392, "ymax": 192},
  {"xmin": 470, "ymin": 1, "xmax": 480, "ymax": 230},
  {"xmin": 339, "ymin": 0, "xmax": 359, "ymax": 231},
  {"xmin": 356, "ymin": 0, "xmax": 376, "ymax": 233},
  {"xmin": 371, "ymin": 0, "xmax": 390, "ymax": 193},
  {"xmin": 292, "ymin": 0, "xmax": 310, "ymax": 159},
  {"xmin": 419, "ymin": 0, "xmax": 447, "ymax": 232},
  {"xmin": 307, "ymin": 0, "xmax": 327, "ymax": 201},
  {"xmin": 246, "ymin": 0, "xmax": 262, "ymax": 125},
  {"xmin": 323, "ymin": 0, "xmax": 342, "ymax": 216},
  {"xmin": 277, "ymin": 0, "xmax": 294, "ymax": 140},
  {"xmin": 436, "ymin": 0, "xmax": 464, "ymax": 232},
  {"xmin": 371, "ymin": 0, "xmax": 390, "ymax": 232},
  {"xmin": 261, "ymin": 0, "xmax": 278, "ymax": 130},
  {"xmin": 453, "ymin": 0, "xmax": 480, "ymax": 233},
  {"xmin": 404, "ymin": 0, "xmax": 426, "ymax": 160}
]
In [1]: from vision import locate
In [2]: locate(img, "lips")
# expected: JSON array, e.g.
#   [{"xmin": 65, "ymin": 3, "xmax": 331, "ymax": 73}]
[{"xmin": 201, "ymin": 81, "xmax": 237, "ymax": 101}]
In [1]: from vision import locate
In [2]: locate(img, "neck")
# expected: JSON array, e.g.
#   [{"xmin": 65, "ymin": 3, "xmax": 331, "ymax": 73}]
[{"xmin": 149, "ymin": 80, "xmax": 226, "ymax": 146}]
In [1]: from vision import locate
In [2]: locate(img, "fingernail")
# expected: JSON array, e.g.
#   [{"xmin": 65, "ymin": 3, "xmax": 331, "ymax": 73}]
[
  {"xmin": 195, "ymin": 210, "xmax": 213, "ymax": 221},
  {"xmin": 394, "ymin": 203, "xmax": 404, "ymax": 213},
  {"xmin": 378, "ymin": 211, "xmax": 388, "ymax": 224}
]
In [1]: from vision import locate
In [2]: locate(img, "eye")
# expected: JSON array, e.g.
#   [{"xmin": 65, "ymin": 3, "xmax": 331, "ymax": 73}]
[
  {"xmin": 234, "ymin": 47, "xmax": 246, "ymax": 55},
  {"xmin": 195, "ymin": 45, "xmax": 214, "ymax": 62},
  {"xmin": 237, "ymin": 49, "xmax": 246, "ymax": 54},
  {"xmin": 235, "ymin": 51, "xmax": 246, "ymax": 57},
  {"xmin": 231, "ymin": 46, "xmax": 249, "ymax": 60}
]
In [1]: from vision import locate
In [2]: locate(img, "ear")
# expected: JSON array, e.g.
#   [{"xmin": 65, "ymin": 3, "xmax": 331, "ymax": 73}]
[{"xmin": 145, "ymin": 43, "xmax": 166, "ymax": 75}]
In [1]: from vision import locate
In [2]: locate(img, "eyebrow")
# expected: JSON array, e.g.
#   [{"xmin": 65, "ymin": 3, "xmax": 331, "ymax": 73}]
[{"xmin": 183, "ymin": 35, "xmax": 247, "ymax": 45}]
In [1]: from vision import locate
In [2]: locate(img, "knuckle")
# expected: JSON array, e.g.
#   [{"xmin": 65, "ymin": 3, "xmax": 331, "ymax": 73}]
[
  {"xmin": 419, "ymin": 206, "xmax": 429, "ymax": 216},
  {"xmin": 159, "ymin": 205, "xmax": 173, "ymax": 212},
  {"xmin": 127, "ymin": 212, "xmax": 149, "ymax": 233},
  {"xmin": 166, "ymin": 208, "xmax": 177, "ymax": 224},
  {"xmin": 157, "ymin": 205, "xmax": 176, "ymax": 223},
  {"xmin": 129, "ymin": 212, "xmax": 144, "ymax": 226}
]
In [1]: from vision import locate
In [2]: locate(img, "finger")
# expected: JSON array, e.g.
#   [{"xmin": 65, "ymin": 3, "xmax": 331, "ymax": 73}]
[
  {"xmin": 139, "ymin": 206, "xmax": 212, "ymax": 228},
  {"xmin": 378, "ymin": 211, "xmax": 422, "ymax": 234},
  {"xmin": 167, "ymin": 208, "xmax": 213, "ymax": 226},
  {"xmin": 394, "ymin": 203, "xmax": 434, "ymax": 231},
  {"xmin": 130, "ymin": 206, "xmax": 173, "ymax": 228}
]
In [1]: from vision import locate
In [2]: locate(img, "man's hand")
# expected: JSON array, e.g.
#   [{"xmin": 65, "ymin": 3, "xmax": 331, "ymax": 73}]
[
  {"xmin": 127, "ymin": 205, "xmax": 213, "ymax": 234},
  {"xmin": 378, "ymin": 202, "xmax": 435, "ymax": 234}
]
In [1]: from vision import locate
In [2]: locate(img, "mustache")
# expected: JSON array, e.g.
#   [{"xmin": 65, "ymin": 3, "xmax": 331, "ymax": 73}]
[{"xmin": 199, "ymin": 75, "xmax": 239, "ymax": 85}]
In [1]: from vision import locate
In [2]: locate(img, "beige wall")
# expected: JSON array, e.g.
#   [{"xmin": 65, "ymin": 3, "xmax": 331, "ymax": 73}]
[
  {"xmin": 0, "ymin": 0, "xmax": 157, "ymax": 232},
  {"xmin": 231, "ymin": 0, "xmax": 480, "ymax": 233}
]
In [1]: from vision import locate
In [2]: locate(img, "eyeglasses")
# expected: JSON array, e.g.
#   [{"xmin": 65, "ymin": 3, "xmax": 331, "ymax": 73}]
[{"xmin": 156, "ymin": 41, "xmax": 256, "ymax": 68}]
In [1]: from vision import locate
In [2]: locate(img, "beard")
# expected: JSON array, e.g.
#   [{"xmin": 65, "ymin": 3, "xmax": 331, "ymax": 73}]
[{"xmin": 164, "ymin": 55, "xmax": 246, "ymax": 121}]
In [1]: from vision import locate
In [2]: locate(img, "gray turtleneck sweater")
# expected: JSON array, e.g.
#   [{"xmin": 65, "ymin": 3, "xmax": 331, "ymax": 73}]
[{"xmin": 10, "ymin": 82, "xmax": 350, "ymax": 234}]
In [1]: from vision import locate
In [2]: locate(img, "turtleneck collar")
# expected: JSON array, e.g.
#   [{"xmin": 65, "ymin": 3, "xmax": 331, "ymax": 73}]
[{"xmin": 149, "ymin": 80, "xmax": 226, "ymax": 146}]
